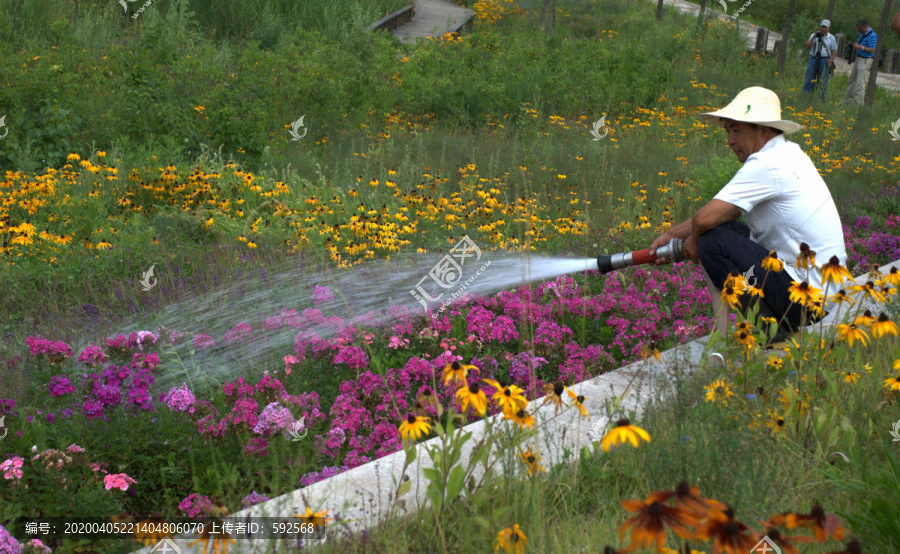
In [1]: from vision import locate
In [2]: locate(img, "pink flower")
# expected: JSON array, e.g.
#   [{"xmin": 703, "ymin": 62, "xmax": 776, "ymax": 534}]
[
  {"xmin": 283, "ymin": 354, "xmax": 301, "ymax": 375},
  {"xmin": 104, "ymin": 473, "xmax": 137, "ymax": 491},
  {"xmin": 0, "ymin": 456, "xmax": 24, "ymax": 480},
  {"xmin": 66, "ymin": 444, "xmax": 85, "ymax": 454}
]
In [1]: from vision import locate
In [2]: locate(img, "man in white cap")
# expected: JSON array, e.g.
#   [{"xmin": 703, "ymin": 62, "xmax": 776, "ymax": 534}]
[
  {"xmin": 649, "ymin": 86, "xmax": 847, "ymax": 340},
  {"xmin": 803, "ymin": 20, "xmax": 837, "ymax": 99}
]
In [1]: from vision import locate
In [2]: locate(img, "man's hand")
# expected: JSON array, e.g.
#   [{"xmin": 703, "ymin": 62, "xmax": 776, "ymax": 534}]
[
  {"xmin": 649, "ymin": 232, "xmax": 672, "ymax": 264},
  {"xmin": 683, "ymin": 234, "xmax": 699, "ymax": 264}
]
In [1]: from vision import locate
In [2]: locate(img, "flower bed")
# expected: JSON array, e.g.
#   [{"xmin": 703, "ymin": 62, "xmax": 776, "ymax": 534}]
[{"xmin": 1, "ymin": 263, "xmax": 711, "ymax": 523}]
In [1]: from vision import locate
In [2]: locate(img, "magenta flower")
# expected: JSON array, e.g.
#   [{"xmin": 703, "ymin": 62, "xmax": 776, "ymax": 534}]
[
  {"xmin": 48, "ymin": 375, "xmax": 76, "ymax": 397},
  {"xmin": 312, "ymin": 285, "xmax": 334, "ymax": 307},
  {"xmin": 78, "ymin": 343, "xmax": 108, "ymax": 367},
  {"xmin": 179, "ymin": 493, "xmax": 213, "ymax": 518},
  {"xmin": 333, "ymin": 346, "xmax": 369, "ymax": 370},
  {"xmin": 193, "ymin": 334, "xmax": 216, "ymax": 349},
  {"xmin": 241, "ymin": 491, "xmax": 270, "ymax": 509},
  {"xmin": 104, "ymin": 473, "xmax": 137, "ymax": 491},
  {"xmin": 224, "ymin": 322, "xmax": 253, "ymax": 344},
  {"xmin": 0, "ymin": 456, "xmax": 24, "ymax": 480},
  {"xmin": 163, "ymin": 383, "xmax": 197, "ymax": 413}
]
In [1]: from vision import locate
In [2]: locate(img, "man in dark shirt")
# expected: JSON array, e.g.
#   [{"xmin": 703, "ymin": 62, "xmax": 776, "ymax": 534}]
[{"xmin": 840, "ymin": 19, "xmax": 878, "ymax": 105}]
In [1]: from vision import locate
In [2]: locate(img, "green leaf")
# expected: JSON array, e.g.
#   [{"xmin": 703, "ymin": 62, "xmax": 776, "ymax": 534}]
[
  {"xmin": 471, "ymin": 516, "xmax": 491, "ymax": 532},
  {"xmin": 405, "ymin": 443, "xmax": 417, "ymax": 465},
  {"xmin": 422, "ymin": 468, "xmax": 441, "ymax": 483},
  {"xmin": 492, "ymin": 506, "xmax": 510, "ymax": 520},
  {"xmin": 396, "ymin": 479, "xmax": 412, "ymax": 498},
  {"xmin": 446, "ymin": 465, "xmax": 465, "ymax": 502}
]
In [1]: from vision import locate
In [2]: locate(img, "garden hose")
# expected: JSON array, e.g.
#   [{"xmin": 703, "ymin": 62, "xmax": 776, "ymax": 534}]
[{"xmin": 595, "ymin": 238, "xmax": 685, "ymax": 274}]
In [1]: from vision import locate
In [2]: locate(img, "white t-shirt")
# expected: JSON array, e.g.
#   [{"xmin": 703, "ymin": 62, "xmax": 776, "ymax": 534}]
[
  {"xmin": 807, "ymin": 32, "xmax": 837, "ymax": 58},
  {"xmin": 713, "ymin": 134, "xmax": 847, "ymax": 298}
]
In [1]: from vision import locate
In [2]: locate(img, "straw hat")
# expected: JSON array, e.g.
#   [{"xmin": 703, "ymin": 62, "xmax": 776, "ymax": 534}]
[{"xmin": 700, "ymin": 86, "xmax": 804, "ymax": 135}]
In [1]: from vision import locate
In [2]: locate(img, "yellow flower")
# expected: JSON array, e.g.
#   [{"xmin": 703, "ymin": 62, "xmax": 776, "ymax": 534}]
[
  {"xmin": 398, "ymin": 413, "xmax": 431, "ymax": 441},
  {"xmin": 849, "ymin": 281, "xmax": 886, "ymax": 304},
  {"xmin": 761, "ymin": 251, "xmax": 784, "ymax": 272},
  {"xmin": 733, "ymin": 330, "xmax": 757, "ymax": 348},
  {"xmin": 494, "ymin": 524, "xmax": 528, "ymax": 554},
  {"xmin": 835, "ymin": 324, "xmax": 869, "ymax": 348},
  {"xmin": 882, "ymin": 266, "xmax": 900, "ymax": 288},
  {"xmin": 505, "ymin": 407, "xmax": 535, "ymax": 429},
  {"xmin": 794, "ymin": 242, "xmax": 816, "ymax": 272},
  {"xmin": 518, "ymin": 446, "xmax": 545, "ymax": 476},
  {"xmin": 721, "ymin": 286, "xmax": 743, "ymax": 310},
  {"xmin": 852, "ymin": 310, "xmax": 876, "ymax": 328},
  {"xmin": 746, "ymin": 284, "xmax": 765, "ymax": 298},
  {"xmin": 766, "ymin": 356, "xmax": 784, "ymax": 370},
  {"xmin": 704, "ymin": 377, "xmax": 734, "ymax": 405},
  {"xmin": 600, "ymin": 418, "xmax": 650, "ymax": 452},
  {"xmin": 723, "ymin": 269, "xmax": 747, "ymax": 291},
  {"xmin": 761, "ymin": 316, "xmax": 777, "ymax": 326},
  {"xmin": 640, "ymin": 341, "xmax": 661, "ymax": 363},
  {"xmin": 883, "ymin": 374, "xmax": 900, "ymax": 392},
  {"xmin": 827, "ymin": 289, "xmax": 856, "ymax": 306},
  {"xmin": 294, "ymin": 507, "xmax": 332, "ymax": 529},
  {"xmin": 843, "ymin": 371, "xmax": 860, "ymax": 385},
  {"xmin": 872, "ymin": 313, "xmax": 899, "ymax": 339},
  {"xmin": 541, "ymin": 382, "xmax": 567, "ymax": 414},
  {"xmin": 456, "ymin": 383, "xmax": 488, "ymax": 417},
  {"xmin": 484, "ymin": 378, "xmax": 527, "ymax": 414},
  {"xmin": 788, "ymin": 281, "xmax": 823, "ymax": 306},
  {"xmin": 443, "ymin": 361, "xmax": 475, "ymax": 387},
  {"xmin": 564, "ymin": 386, "xmax": 589, "ymax": 418},
  {"xmin": 67, "ymin": 153, "xmax": 81, "ymax": 161},
  {"xmin": 820, "ymin": 255, "xmax": 853, "ymax": 288}
]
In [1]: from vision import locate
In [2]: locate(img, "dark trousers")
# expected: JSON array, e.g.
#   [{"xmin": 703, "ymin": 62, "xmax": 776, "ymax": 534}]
[{"xmin": 697, "ymin": 221, "xmax": 820, "ymax": 331}]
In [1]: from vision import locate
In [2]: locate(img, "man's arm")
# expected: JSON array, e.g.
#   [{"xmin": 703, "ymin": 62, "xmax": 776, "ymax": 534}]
[
  {"xmin": 649, "ymin": 199, "xmax": 741, "ymax": 260},
  {"xmin": 691, "ymin": 199, "xmax": 742, "ymax": 237}
]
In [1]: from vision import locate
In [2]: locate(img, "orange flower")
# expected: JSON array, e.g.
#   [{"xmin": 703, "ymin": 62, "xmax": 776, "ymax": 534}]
[
  {"xmin": 618, "ymin": 498, "xmax": 697, "ymax": 551},
  {"xmin": 647, "ymin": 482, "xmax": 727, "ymax": 519},
  {"xmin": 785, "ymin": 506, "xmax": 846, "ymax": 543},
  {"xmin": 695, "ymin": 508, "xmax": 759, "ymax": 554}
]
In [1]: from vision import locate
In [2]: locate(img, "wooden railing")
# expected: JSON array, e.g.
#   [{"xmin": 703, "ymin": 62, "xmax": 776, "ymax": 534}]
[{"xmin": 367, "ymin": 5, "xmax": 415, "ymax": 33}]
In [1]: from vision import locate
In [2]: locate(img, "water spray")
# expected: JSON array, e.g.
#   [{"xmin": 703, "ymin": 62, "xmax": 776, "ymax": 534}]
[{"xmin": 595, "ymin": 238, "xmax": 685, "ymax": 274}]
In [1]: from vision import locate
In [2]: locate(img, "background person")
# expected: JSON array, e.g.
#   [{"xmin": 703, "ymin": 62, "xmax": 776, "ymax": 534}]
[
  {"xmin": 803, "ymin": 20, "xmax": 837, "ymax": 99},
  {"xmin": 840, "ymin": 19, "xmax": 877, "ymax": 105},
  {"xmin": 649, "ymin": 87, "xmax": 847, "ymax": 338}
]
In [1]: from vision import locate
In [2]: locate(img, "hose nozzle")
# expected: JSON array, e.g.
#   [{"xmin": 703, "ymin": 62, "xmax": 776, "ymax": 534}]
[{"xmin": 596, "ymin": 238, "xmax": 684, "ymax": 275}]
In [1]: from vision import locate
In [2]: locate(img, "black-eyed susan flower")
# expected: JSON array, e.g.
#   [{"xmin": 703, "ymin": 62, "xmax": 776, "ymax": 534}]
[
  {"xmin": 96, "ymin": 239, "xmax": 112, "ymax": 250},
  {"xmin": 505, "ymin": 407, "xmax": 535, "ymax": 429},
  {"xmin": 541, "ymin": 382, "xmax": 566, "ymax": 414},
  {"xmin": 746, "ymin": 283, "xmax": 765, "ymax": 299},
  {"xmin": 835, "ymin": 324, "xmax": 868, "ymax": 348},
  {"xmin": 646, "ymin": 482, "xmax": 727, "ymax": 519},
  {"xmin": 760, "ymin": 529, "xmax": 802, "ymax": 554},
  {"xmin": 849, "ymin": 281, "xmax": 886, "ymax": 304},
  {"xmin": 853, "ymin": 309, "xmax": 876, "ymax": 328},
  {"xmin": 734, "ymin": 321, "xmax": 753, "ymax": 334},
  {"xmin": 785, "ymin": 505, "xmax": 846, "ymax": 542},
  {"xmin": 704, "ymin": 378, "xmax": 734, "ymax": 406},
  {"xmin": 821, "ymin": 256, "xmax": 853, "ymax": 288},
  {"xmin": 723, "ymin": 269, "xmax": 747, "ymax": 291},
  {"xmin": 883, "ymin": 266, "xmax": 900, "ymax": 288},
  {"xmin": 695, "ymin": 508, "xmax": 759, "ymax": 554},
  {"xmin": 788, "ymin": 281, "xmax": 823, "ymax": 306},
  {"xmin": 601, "ymin": 418, "xmax": 650, "ymax": 452},
  {"xmin": 484, "ymin": 378, "xmax": 527, "ymax": 414},
  {"xmin": 618, "ymin": 497, "xmax": 697, "ymax": 551},
  {"xmin": 761, "ymin": 316, "xmax": 777, "ymax": 326},
  {"xmin": 826, "ymin": 539, "xmax": 863, "ymax": 554},
  {"xmin": 494, "ymin": 524, "xmax": 527, "ymax": 554},
  {"xmin": 794, "ymin": 243, "xmax": 816, "ymax": 272},
  {"xmin": 456, "ymin": 383, "xmax": 488, "ymax": 417},
  {"xmin": 398, "ymin": 413, "xmax": 431, "ymax": 441},
  {"xmin": 518, "ymin": 445, "xmax": 545, "ymax": 476},
  {"xmin": 883, "ymin": 374, "xmax": 900, "ymax": 392},
  {"xmin": 762, "ymin": 251, "xmax": 784, "ymax": 273},
  {"xmin": 843, "ymin": 371, "xmax": 860, "ymax": 385},
  {"xmin": 721, "ymin": 286, "xmax": 743, "ymax": 310},
  {"xmin": 443, "ymin": 361, "xmax": 475, "ymax": 387},
  {"xmin": 294, "ymin": 507, "xmax": 332, "ymax": 528},
  {"xmin": 827, "ymin": 289, "xmax": 855, "ymax": 306},
  {"xmin": 766, "ymin": 356, "xmax": 784, "ymax": 371},
  {"xmin": 416, "ymin": 387, "xmax": 439, "ymax": 410},
  {"xmin": 640, "ymin": 341, "xmax": 661, "ymax": 363},
  {"xmin": 190, "ymin": 522, "xmax": 235, "ymax": 554},
  {"xmin": 734, "ymin": 330, "xmax": 758, "ymax": 348},
  {"xmin": 564, "ymin": 386, "xmax": 589, "ymax": 418}
]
